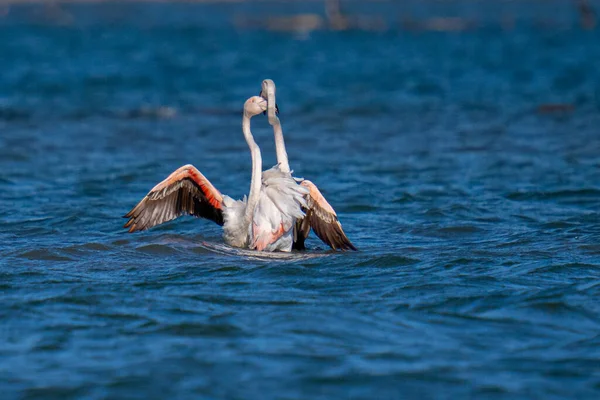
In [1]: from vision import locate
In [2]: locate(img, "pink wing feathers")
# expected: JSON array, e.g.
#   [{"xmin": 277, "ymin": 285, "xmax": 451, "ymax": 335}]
[
  {"xmin": 294, "ymin": 180, "xmax": 356, "ymax": 251},
  {"xmin": 124, "ymin": 164, "xmax": 224, "ymax": 232}
]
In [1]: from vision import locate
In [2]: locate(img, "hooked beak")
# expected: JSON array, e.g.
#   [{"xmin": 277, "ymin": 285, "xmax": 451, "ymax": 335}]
[
  {"xmin": 257, "ymin": 97, "xmax": 268, "ymax": 113},
  {"xmin": 258, "ymin": 90, "xmax": 280, "ymax": 116}
]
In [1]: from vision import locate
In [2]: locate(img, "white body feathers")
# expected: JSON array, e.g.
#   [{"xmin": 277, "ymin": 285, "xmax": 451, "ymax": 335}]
[{"xmin": 222, "ymin": 165, "xmax": 308, "ymax": 252}]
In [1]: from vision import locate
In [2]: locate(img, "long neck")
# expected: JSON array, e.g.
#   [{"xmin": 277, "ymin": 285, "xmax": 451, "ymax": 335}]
[
  {"xmin": 266, "ymin": 84, "xmax": 290, "ymax": 173},
  {"xmin": 242, "ymin": 112, "xmax": 262, "ymax": 224},
  {"xmin": 272, "ymin": 117, "xmax": 290, "ymax": 173}
]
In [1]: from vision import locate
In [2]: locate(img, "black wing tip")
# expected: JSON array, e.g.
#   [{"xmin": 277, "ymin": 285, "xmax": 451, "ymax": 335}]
[
  {"xmin": 344, "ymin": 242, "xmax": 358, "ymax": 251},
  {"xmin": 344, "ymin": 237, "xmax": 358, "ymax": 251},
  {"xmin": 123, "ymin": 217, "xmax": 142, "ymax": 232},
  {"xmin": 334, "ymin": 239, "xmax": 357, "ymax": 251}
]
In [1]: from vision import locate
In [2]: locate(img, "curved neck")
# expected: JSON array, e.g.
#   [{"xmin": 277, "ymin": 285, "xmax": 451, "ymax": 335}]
[
  {"xmin": 242, "ymin": 112, "xmax": 262, "ymax": 224},
  {"xmin": 266, "ymin": 84, "xmax": 290, "ymax": 173}
]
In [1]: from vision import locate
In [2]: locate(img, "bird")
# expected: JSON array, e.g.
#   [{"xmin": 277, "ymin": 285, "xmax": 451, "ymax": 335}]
[
  {"xmin": 259, "ymin": 79, "xmax": 356, "ymax": 251},
  {"xmin": 123, "ymin": 96, "xmax": 309, "ymax": 252}
]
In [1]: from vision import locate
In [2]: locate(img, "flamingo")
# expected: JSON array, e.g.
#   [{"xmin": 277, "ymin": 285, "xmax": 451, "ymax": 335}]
[
  {"xmin": 260, "ymin": 79, "xmax": 356, "ymax": 251},
  {"xmin": 123, "ymin": 96, "xmax": 309, "ymax": 252}
]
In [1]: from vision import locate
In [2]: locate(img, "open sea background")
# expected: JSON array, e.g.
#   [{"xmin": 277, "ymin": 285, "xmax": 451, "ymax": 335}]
[{"xmin": 1, "ymin": 1, "xmax": 600, "ymax": 398}]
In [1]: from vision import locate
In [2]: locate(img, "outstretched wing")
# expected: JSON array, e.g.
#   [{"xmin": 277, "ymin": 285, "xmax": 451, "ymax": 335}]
[
  {"xmin": 124, "ymin": 164, "xmax": 224, "ymax": 232},
  {"xmin": 293, "ymin": 180, "xmax": 356, "ymax": 251}
]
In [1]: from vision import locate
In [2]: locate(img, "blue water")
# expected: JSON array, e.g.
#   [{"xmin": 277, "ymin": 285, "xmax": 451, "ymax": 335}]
[{"xmin": 2, "ymin": 2, "xmax": 600, "ymax": 399}]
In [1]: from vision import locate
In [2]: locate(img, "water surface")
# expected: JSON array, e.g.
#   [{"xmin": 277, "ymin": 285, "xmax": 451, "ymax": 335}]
[{"xmin": 1, "ymin": 2, "xmax": 600, "ymax": 399}]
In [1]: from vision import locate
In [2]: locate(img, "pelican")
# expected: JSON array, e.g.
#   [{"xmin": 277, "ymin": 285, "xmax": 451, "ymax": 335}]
[
  {"xmin": 260, "ymin": 79, "xmax": 356, "ymax": 251},
  {"xmin": 123, "ymin": 96, "xmax": 309, "ymax": 252}
]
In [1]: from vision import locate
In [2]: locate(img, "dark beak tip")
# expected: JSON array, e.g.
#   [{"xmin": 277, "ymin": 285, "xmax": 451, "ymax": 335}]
[{"xmin": 257, "ymin": 89, "xmax": 280, "ymax": 115}]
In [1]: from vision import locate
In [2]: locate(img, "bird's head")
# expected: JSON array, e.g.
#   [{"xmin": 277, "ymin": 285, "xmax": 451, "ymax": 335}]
[
  {"xmin": 259, "ymin": 79, "xmax": 280, "ymax": 116},
  {"xmin": 244, "ymin": 96, "xmax": 268, "ymax": 117}
]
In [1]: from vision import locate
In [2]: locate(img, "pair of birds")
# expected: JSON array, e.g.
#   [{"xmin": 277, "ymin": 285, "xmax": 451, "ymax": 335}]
[{"xmin": 123, "ymin": 79, "xmax": 355, "ymax": 252}]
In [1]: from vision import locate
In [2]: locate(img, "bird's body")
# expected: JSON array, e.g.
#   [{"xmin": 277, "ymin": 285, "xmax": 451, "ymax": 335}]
[
  {"xmin": 251, "ymin": 165, "xmax": 308, "ymax": 251},
  {"xmin": 221, "ymin": 165, "xmax": 307, "ymax": 251},
  {"xmin": 124, "ymin": 96, "xmax": 307, "ymax": 252}
]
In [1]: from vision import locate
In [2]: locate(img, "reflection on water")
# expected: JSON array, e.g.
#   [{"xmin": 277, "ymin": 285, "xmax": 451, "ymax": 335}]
[{"xmin": 198, "ymin": 241, "xmax": 331, "ymax": 260}]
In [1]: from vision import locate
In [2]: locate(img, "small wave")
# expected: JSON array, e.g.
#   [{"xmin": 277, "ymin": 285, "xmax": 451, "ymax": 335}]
[
  {"xmin": 3, "ymin": 216, "xmax": 53, "ymax": 226},
  {"xmin": 423, "ymin": 208, "xmax": 447, "ymax": 218},
  {"xmin": 495, "ymin": 237, "xmax": 534, "ymax": 248},
  {"xmin": 506, "ymin": 189, "xmax": 600, "ymax": 202},
  {"xmin": 355, "ymin": 254, "xmax": 420, "ymax": 268},
  {"xmin": 579, "ymin": 244, "xmax": 600, "ymax": 255},
  {"xmin": 77, "ymin": 243, "xmax": 112, "ymax": 251},
  {"xmin": 0, "ymin": 107, "xmax": 31, "ymax": 121},
  {"xmin": 526, "ymin": 262, "xmax": 599, "ymax": 275},
  {"xmin": 436, "ymin": 225, "xmax": 483, "ymax": 235},
  {"xmin": 344, "ymin": 204, "xmax": 379, "ymax": 212},
  {"xmin": 152, "ymin": 322, "xmax": 242, "ymax": 337},
  {"xmin": 135, "ymin": 244, "xmax": 182, "ymax": 255},
  {"xmin": 18, "ymin": 249, "xmax": 74, "ymax": 262},
  {"xmin": 540, "ymin": 221, "xmax": 579, "ymax": 230},
  {"xmin": 444, "ymin": 257, "xmax": 477, "ymax": 267},
  {"xmin": 50, "ymin": 214, "xmax": 81, "ymax": 228},
  {"xmin": 392, "ymin": 193, "xmax": 417, "ymax": 203},
  {"xmin": 511, "ymin": 214, "xmax": 539, "ymax": 223}
]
